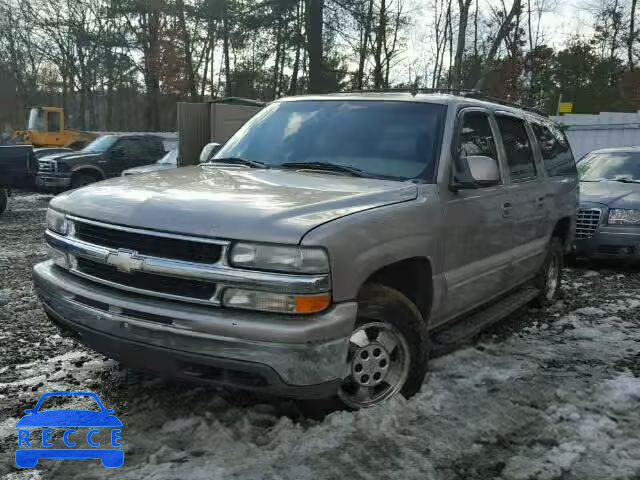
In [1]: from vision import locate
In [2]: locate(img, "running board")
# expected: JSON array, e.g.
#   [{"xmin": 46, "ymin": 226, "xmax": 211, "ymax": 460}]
[{"xmin": 430, "ymin": 286, "xmax": 540, "ymax": 357}]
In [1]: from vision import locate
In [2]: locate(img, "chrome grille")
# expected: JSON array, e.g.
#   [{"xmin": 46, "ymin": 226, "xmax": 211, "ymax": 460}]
[
  {"xmin": 73, "ymin": 220, "xmax": 223, "ymax": 264},
  {"xmin": 38, "ymin": 159, "xmax": 55, "ymax": 174},
  {"xmin": 576, "ymin": 208, "xmax": 602, "ymax": 239}
]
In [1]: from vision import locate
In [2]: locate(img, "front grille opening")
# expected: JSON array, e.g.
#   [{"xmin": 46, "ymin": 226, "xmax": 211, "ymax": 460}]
[
  {"xmin": 76, "ymin": 257, "xmax": 217, "ymax": 300},
  {"xmin": 178, "ymin": 362, "xmax": 268, "ymax": 387},
  {"xmin": 597, "ymin": 245, "xmax": 635, "ymax": 256},
  {"xmin": 73, "ymin": 295, "xmax": 109, "ymax": 311},
  {"xmin": 576, "ymin": 208, "xmax": 602, "ymax": 239},
  {"xmin": 121, "ymin": 308, "xmax": 173, "ymax": 325},
  {"xmin": 74, "ymin": 221, "xmax": 222, "ymax": 264}
]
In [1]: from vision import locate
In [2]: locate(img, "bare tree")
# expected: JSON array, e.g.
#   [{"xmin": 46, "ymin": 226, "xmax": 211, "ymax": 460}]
[{"xmin": 474, "ymin": 0, "xmax": 522, "ymax": 90}]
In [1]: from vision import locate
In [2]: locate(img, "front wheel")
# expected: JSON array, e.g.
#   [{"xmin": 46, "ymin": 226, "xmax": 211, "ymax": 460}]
[
  {"xmin": 338, "ymin": 283, "xmax": 429, "ymax": 409},
  {"xmin": 533, "ymin": 237, "xmax": 564, "ymax": 307}
]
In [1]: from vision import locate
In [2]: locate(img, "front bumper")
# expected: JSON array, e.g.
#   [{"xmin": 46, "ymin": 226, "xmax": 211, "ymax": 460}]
[
  {"xmin": 36, "ymin": 174, "xmax": 71, "ymax": 189},
  {"xmin": 574, "ymin": 224, "xmax": 640, "ymax": 260},
  {"xmin": 33, "ymin": 260, "xmax": 356, "ymax": 398}
]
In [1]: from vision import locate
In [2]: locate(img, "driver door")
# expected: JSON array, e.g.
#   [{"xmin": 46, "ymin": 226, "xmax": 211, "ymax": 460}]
[{"xmin": 438, "ymin": 108, "xmax": 513, "ymax": 323}]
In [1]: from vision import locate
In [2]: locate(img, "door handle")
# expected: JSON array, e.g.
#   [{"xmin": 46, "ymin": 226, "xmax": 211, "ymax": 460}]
[
  {"xmin": 502, "ymin": 202, "xmax": 513, "ymax": 217},
  {"xmin": 536, "ymin": 196, "xmax": 545, "ymax": 207}
]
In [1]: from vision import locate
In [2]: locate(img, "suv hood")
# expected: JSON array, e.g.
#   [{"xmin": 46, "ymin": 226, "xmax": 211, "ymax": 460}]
[
  {"xmin": 580, "ymin": 180, "xmax": 640, "ymax": 209},
  {"xmin": 51, "ymin": 166, "xmax": 418, "ymax": 243}
]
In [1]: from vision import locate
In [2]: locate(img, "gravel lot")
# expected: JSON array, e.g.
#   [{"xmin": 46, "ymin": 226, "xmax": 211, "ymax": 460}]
[{"xmin": 0, "ymin": 192, "xmax": 639, "ymax": 480}]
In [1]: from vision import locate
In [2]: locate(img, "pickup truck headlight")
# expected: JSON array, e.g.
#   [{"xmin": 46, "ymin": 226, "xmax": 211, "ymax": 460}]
[
  {"xmin": 222, "ymin": 288, "xmax": 331, "ymax": 314},
  {"xmin": 229, "ymin": 243, "xmax": 329, "ymax": 274},
  {"xmin": 608, "ymin": 208, "xmax": 640, "ymax": 225},
  {"xmin": 46, "ymin": 209, "xmax": 69, "ymax": 235}
]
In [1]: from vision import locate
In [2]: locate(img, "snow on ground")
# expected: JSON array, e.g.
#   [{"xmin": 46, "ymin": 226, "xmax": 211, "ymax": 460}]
[{"xmin": 1, "ymin": 192, "xmax": 639, "ymax": 480}]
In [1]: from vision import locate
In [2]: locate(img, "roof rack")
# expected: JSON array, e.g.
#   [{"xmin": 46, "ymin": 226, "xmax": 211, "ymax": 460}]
[{"xmin": 344, "ymin": 87, "xmax": 548, "ymax": 117}]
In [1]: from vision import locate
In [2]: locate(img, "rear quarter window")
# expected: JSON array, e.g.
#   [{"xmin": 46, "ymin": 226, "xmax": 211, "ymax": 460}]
[{"xmin": 531, "ymin": 120, "xmax": 576, "ymax": 177}]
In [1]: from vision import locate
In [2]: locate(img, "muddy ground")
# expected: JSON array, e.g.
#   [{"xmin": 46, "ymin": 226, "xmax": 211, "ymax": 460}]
[{"xmin": 0, "ymin": 192, "xmax": 639, "ymax": 480}]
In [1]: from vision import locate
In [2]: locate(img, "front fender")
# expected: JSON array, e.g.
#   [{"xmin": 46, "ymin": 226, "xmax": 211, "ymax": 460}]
[{"xmin": 301, "ymin": 186, "xmax": 445, "ymax": 304}]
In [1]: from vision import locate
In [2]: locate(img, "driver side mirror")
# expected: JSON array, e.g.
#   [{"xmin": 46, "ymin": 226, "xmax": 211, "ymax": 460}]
[{"xmin": 453, "ymin": 155, "xmax": 500, "ymax": 189}]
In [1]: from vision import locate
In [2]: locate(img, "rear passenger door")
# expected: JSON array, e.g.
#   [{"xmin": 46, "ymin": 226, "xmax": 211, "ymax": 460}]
[
  {"xmin": 440, "ymin": 108, "xmax": 513, "ymax": 322},
  {"xmin": 529, "ymin": 117, "xmax": 579, "ymax": 246},
  {"xmin": 494, "ymin": 113, "xmax": 548, "ymax": 281}
]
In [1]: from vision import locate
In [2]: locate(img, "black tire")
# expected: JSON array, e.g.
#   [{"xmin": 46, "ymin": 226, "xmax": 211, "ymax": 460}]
[
  {"xmin": 71, "ymin": 172, "xmax": 99, "ymax": 189},
  {"xmin": 0, "ymin": 188, "xmax": 7, "ymax": 217},
  {"xmin": 298, "ymin": 283, "xmax": 429, "ymax": 417},
  {"xmin": 533, "ymin": 237, "xmax": 564, "ymax": 307}
]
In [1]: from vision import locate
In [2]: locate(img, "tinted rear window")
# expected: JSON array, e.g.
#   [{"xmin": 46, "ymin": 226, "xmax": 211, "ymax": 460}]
[
  {"xmin": 531, "ymin": 120, "xmax": 576, "ymax": 177},
  {"xmin": 215, "ymin": 100, "xmax": 447, "ymax": 181}
]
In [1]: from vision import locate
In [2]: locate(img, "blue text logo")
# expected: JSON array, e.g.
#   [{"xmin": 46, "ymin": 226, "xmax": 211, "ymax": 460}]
[{"xmin": 15, "ymin": 391, "xmax": 123, "ymax": 468}]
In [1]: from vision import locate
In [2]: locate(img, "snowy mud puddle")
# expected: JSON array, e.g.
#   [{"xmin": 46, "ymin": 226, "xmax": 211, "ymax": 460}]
[{"xmin": 0, "ymin": 193, "xmax": 639, "ymax": 479}]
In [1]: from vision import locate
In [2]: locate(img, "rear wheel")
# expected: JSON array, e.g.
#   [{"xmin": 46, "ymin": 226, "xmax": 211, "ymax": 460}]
[
  {"xmin": 71, "ymin": 172, "xmax": 100, "ymax": 189},
  {"xmin": 0, "ymin": 188, "xmax": 7, "ymax": 217},
  {"xmin": 533, "ymin": 237, "xmax": 564, "ymax": 307}
]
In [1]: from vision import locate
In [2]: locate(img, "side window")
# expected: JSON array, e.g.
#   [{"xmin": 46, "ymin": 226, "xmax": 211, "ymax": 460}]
[
  {"xmin": 495, "ymin": 115, "xmax": 536, "ymax": 182},
  {"xmin": 458, "ymin": 111, "xmax": 498, "ymax": 160},
  {"xmin": 47, "ymin": 111, "xmax": 61, "ymax": 132},
  {"xmin": 117, "ymin": 138, "xmax": 144, "ymax": 157},
  {"xmin": 531, "ymin": 120, "xmax": 577, "ymax": 177}
]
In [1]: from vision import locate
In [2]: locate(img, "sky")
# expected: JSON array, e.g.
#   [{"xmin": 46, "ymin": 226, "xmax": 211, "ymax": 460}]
[{"xmin": 396, "ymin": 0, "xmax": 598, "ymax": 86}]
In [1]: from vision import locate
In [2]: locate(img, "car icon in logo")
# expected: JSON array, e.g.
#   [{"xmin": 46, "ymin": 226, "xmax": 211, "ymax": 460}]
[{"xmin": 15, "ymin": 391, "xmax": 123, "ymax": 468}]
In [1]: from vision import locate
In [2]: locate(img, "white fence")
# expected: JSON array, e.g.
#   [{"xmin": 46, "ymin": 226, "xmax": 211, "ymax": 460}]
[{"xmin": 550, "ymin": 112, "xmax": 640, "ymax": 160}]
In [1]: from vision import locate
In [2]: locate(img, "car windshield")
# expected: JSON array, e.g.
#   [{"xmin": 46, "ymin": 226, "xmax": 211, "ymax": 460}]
[
  {"xmin": 578, "ymin": 151, "xmax": 640, "ymax": 182},
  {"xmin": 81, "ymin": 135, "xmax": 118, "ymax": 153},
  {"xmin": 157, "ymin": 149, "xmax": 178, "ymax": 165},
  {"xmin": 214, "ymin": 100, "xmax": 447, "ymax": 181}
]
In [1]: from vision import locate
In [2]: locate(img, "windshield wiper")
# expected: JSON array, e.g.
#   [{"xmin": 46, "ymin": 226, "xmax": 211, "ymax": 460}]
[
  {"xmin": 206, "ymin": 157, "xmax": 268, "ymax": 169},
  {"xmin": 612, "ymin": 177, "xmax": 640, "ymax": 184},
  {"xmin": 280, "ymin": 162, "xmax": 369, "ymax": 177}
]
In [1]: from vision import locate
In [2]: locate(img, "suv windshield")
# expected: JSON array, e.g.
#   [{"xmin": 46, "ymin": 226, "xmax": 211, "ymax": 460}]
[
  {"xmin": 214, "ymin": 100, "xmax": 447, "ymax": 181},
  {"xmin": 579, "ymin": 151, "xmax": 640, "ymax": 182},
  {"xmin": 81, "ymin": 135, "xmax": 118, "ymax": 153}
]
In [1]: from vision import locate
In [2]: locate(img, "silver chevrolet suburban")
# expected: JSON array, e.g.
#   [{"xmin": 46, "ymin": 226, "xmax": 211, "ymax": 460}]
[{"xmin": 33, "ymin": 93, "xmax": 578, "ymax": 409}]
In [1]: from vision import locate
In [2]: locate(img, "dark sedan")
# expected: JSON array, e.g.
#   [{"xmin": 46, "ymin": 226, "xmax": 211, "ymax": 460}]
[{"xmin": 575, "ymin": 147, "xmax": 640, "ymax": 260}]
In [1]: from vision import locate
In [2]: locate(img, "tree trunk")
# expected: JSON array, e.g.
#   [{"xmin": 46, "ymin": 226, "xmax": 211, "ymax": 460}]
[
  {"xmin": 307, "ymin": 0, "xmax": 324, "ymax": 93},
  {"xmin": 273, "ymin": 21, "xmax": 282, "ymax": 98},
  {"xmin": 289, "ymin": 0, "xmax": 303, "ymax": 94},
  {"xmin": 474, "ymin": 0, "xmax": 522, "ymax": 90},
  {"xmin": 630, "ymin": 0, "xmax": 637, "ymax": 70},
  {"xmin": 357, "ymin": 0, "xmax": 374, "ymax": 89},
  {"xmin": 452, "ymin": 0, "xmax": 473, "ymax": 89},
  {"xmin": 223, "ymin": 0, "xmax": 232, "ymax": 96},
  {"xmin": 447, "ymin": 3, "xmax": 453, "ymax": 88},
  {"xmin": 373, "ymin": 0, "xmax": 387, "ymax": 88},
  {"xmin": 176, "ymin": 0, "xmax": 197, "ymax": 97}
]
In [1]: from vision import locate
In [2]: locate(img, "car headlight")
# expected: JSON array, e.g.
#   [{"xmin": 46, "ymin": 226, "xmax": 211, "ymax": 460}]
[
  {"xmin": 46, "ymin": 209, "xmax": 69, "ymax": 235},
  {"xmin": 608, "ymin": 208, "xmax": 640, "ymax": 225},
  {"xmin": 229, "ymin": 243, "xmax": 329, "ymax": 274},
  {"xmin": 222, "ymin": 288, "xmax": 331, "ymax": 314}
]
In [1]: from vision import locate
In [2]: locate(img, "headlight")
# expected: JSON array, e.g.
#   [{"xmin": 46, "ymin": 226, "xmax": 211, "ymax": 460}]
[
  {"xmin": 608, "ymin": 208, "xmax": 640, "ymax": 225},
  {"xmin": 46, "ymin": 209, "xmax": 69, "ymax": 235},
  {"xmin": 222, "ymin": 288, "xmax": 331, "ymax": 314},
  {"xmin": 229, "ymin": 243, "xmax": 329, "ymax": 274}
]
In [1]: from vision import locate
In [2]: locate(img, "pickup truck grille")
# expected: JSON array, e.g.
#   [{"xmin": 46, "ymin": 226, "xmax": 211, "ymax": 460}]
[
  {"xmin": 76, "ymin": 258, "xmax": 217, "ymax": 301},
  {"xmin": 74, "ymin": 220, "xmax": 223, "ymax": 264},
  {"xmin": 576, "ymin": 208, "xmax": 602, "ymax": 239},
  {"xmin": 38, "ymin": 160, "xmax": 55, "ymax": 174}
]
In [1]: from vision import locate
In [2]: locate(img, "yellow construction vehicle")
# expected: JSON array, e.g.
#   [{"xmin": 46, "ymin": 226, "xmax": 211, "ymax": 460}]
[{"xmin": 12, "ymin": 107, "xmax": 97, "ymax": 149}]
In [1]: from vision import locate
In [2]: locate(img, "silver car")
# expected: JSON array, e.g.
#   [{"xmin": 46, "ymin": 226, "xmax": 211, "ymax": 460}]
[
  {"xmin": 33, "ymin": 93, "xmax": 578, "ymax": 409},
  {"xmin": 575, "ymin": 147, "xmax": 640, "ymax": 259}
]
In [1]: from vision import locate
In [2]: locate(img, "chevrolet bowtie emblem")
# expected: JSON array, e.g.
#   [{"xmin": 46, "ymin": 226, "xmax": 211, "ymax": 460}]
[{"xmin": 106, "ymin": 250, "xmax": 144, "ymax": 273}]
